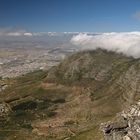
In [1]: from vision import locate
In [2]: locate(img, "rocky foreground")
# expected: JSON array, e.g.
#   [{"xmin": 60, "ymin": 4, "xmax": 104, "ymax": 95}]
[{"xmin": 101, "ymin": 100, "xmax": 140, "ymax": 140}]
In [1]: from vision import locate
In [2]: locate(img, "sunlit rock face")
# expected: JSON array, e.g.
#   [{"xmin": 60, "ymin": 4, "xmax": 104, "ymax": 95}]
[
  {"xmin": 0, "ymin": 103, "xmax": 11, "ymax": 117},
  {"xmin": 101, "ymin": 100, "xmax": 140, "ymax": 140}
]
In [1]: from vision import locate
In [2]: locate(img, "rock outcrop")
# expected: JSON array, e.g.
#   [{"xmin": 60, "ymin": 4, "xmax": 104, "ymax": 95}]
[
  {"xmin": 0, "ymin": 79, "xmax": 8, "ymax": 92},
  {"xmin": 101, "ymin": 100, "xmax": 140, "ymax": 140},
  {"xmin": 0, "ymin": 102, "xmax": 12, "ymax": 123}
]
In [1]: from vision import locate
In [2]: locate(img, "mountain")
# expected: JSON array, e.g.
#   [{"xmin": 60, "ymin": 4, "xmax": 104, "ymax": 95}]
[{"xmin": 0, "ymin": 49, "xmax": 140, "ymax": 140}]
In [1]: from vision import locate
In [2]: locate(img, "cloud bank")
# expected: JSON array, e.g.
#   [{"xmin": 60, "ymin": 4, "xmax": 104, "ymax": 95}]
[
  {"xmin": 0, "ymin": 27, "xmax": 33, "ymax": 37},
  {"xmin": 71, "ymin": 32, "xmax": 140, "ymax": 58}
]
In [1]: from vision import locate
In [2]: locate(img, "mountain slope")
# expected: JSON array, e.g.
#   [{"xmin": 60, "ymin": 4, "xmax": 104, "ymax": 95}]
[{"xmin": 0, "ymin": 49, "xmax": 140, "ymax": 140}]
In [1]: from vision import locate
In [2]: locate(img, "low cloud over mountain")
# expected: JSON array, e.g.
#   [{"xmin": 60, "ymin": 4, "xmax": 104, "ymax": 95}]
[
  {"xmin": 2, "ymin": 27, "xmax": 140, "ymax": 59},
  {"xmin": 71, "ymin": 32, "xmax": 140, "ymax": 58}
]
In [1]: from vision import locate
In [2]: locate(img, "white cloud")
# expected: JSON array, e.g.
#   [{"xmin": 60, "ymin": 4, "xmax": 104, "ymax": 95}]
[
  {"xmin": 7, "ymin": 32, "xmax": 23, "ymax": 36},
  {"xmin": 23, "ymin": 32, "xmax": 33, "ymax": 36},
  {"xmin": 71, "ymin": 32, "xmax": 140, "ymax": 58},
  {"xmin": 0, "ymin": 27, "xmax": 32, "ymax": 37}
]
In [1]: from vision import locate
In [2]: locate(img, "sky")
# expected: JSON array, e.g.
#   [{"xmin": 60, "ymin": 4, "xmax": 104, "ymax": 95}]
[{"xmin": 0, "ymin": 0, "xmax": 140, "ymax": 32}]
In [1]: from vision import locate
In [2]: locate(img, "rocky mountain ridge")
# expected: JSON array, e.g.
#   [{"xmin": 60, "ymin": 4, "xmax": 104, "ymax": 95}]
[{"xmin": 0, "ymin": 49, "xmax": 140, "ymax": 140}]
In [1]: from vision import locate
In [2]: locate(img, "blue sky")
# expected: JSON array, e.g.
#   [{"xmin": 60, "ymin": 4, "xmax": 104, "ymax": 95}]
[{"xmin": 0, "ymin": 0, "xmax": 140, "ymax": 32}]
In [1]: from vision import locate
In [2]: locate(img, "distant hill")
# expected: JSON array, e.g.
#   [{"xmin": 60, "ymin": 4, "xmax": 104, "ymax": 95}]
[{"xmin": 1, "ymin": 49, "xmax": 140, "ymax": 140}]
